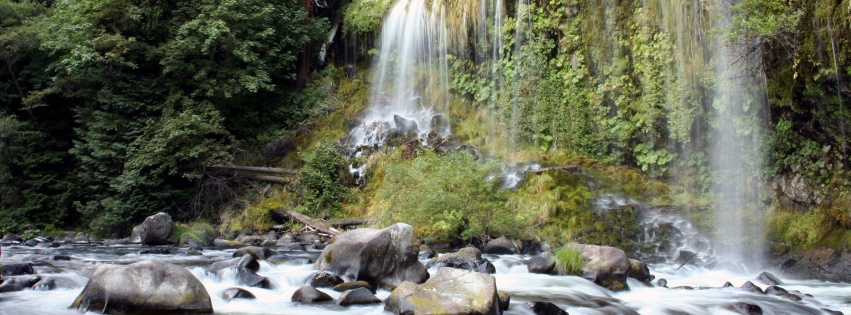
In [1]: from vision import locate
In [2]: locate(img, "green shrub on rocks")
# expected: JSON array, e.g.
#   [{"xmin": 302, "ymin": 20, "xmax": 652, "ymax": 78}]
[{"xmin": 554, "ymin": 247, "xmax": 583, "ymax": 275}]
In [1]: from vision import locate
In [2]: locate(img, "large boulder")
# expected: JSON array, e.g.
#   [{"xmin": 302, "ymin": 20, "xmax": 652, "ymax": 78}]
[
  {"xmin": 139, "ymin": 212, "xmax": 173, "ymax": 245},
  {"xmin": 426, "ymin": 247, "xmax": 496, "ymax": 274},
  {"xmin": 71, "ymin": 261, "xmax": 212, "ymax": 314},
  {"xmin": 336, "ymin": 287, "xmax": 381, "ymax": 306},
  {"xmin": 314, "ymin": 223, "xmax": 429, "ymax": 290},
  {"xmin": 527, "ymin": 252, "xmax": 555, "ymax": 274},
  {"xmin": 2, "ymin": 262, "xmax": 34, "ymax": 277},
  {"xmin": 569, "ymin": 243, "xmax": 632, "ymax": 291},
  {"xmin": 385, "ymin": 267, "xmax": 501, "ymax": 315},
  {"xmin": 0, "ymin": 233, "xmax": 22, "ymax": 245},
  {"xmin": 628, "ymin": 258, "xmax": 653, "ymax": 282},
  {"xmin": 291, "ymin": 286, "xmax": 333, "ymax": 303},
  {"xmin": 483, "ymin": 236, "xmax": 521, "ymax": 254}
]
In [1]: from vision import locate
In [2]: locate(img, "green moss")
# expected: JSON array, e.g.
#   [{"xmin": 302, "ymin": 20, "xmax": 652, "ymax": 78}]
[
  {"xmin": 554, "ymin": 247, "xmax": 583, "ymax": 276},
  {"xmin": 343, "ymin": 0, "xmax": 396, "ymax": 34}
]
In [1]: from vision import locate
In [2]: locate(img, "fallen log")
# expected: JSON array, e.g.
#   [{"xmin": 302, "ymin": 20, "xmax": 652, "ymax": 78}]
[
  {"xmin": 209, "ymin": 165, "xmax": 298, "ymax": 175},
  {"xmin": 244, "ymin": 175, "xmax": 290, "ymax": 185},
  {"xmin": 270, "ymin": 209, "xmax": 340, "ymax": 236},
  {"xmin": 326, "ymin": 217, "xmax": 373, "ymax": 227},
  {"xmin": 525, "ymin": 165, "xmax": 580, "ymax": 173}
]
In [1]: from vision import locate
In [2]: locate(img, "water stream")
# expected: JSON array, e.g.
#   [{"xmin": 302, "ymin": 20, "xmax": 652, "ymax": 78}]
[{"xmin": 1, "ymin": 242, "xmax": 849, "ymax": 315}]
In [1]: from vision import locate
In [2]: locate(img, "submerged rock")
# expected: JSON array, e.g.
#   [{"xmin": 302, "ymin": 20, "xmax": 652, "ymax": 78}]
[
  {"xmin": 291, "ymin": 285, "xmax": 333, "ymax": 303},
  {"xmin": 209, "ymin": 254, "xmax": 260, "ymax": 273},
  {"xmin": 755, "ymin": 271, "xmax": 783, "ymax": 286},
  {"xmin": 728, "ymin": 302, "xmax": 763, "ymax": 315},
  {"xmin": 520, "ymin": 301, "xmax": 569, "ymax": 315},
  {"xmin": 740, "ymin": 281, "xmax": 764, "ymax": 294},
  {"xmin": 628, "ymin": 258, "xmax": 653, "ymax": 282},
  {"xmin": 0, "ymin": 233, "xmax": 22, "ymax": 245},
  {"xmin": 309, "ymin": 271, "xmax": 344, "ymax": 288},
  {"xmin": 333, "ymin": 280, "xmax": 373, "ymax": 293},
  {"xmin": 139, "ymin": 212, "xmax": 173, "ymax": 245},
  {"xmin": 0, "ymin": 276, "xmax": 41, "ymax": 293},
  {"xmin": 385, "ymin": 267, "xmax": 501, "ymax": 315},
  {"xmin": 315, "ymin": 223, "xmax": 429, "ymax": 290},
  {"xmin": 70, "ymin": 261, "xmax": 212, "ymax": 314},
  {"xmin": 216, "ymin": 266, "xmax": 270, "ymax": 289},
  {"xmin": 2, "ymin": 263, "xmax": 33, "ymax": 277},
  {"xmin": 393, "ymin": 115, "xmax": 418, "ymax": 132},
  {"xmin": 222, "ymin": 287, "xmax": 256, "ymax": 301},
  {"xmin": 234, "ymin": 246, "xmax": 278, "ymax": 261},
  {"xmin": 426, "ymin": 247, "xmax": 496, "ymax": 274}
]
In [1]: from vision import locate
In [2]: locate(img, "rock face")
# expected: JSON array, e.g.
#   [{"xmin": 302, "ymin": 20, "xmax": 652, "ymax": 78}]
[
  {"xmin": 569, "ymin": 243, "xmax": 632, "ymax": 291},
  {"xmin": 314, "ymin": 223, "xmax": 429, "ymax": 290},
  {"xmin": 426, "ymin": 247, "xmax": 496, "ymax": 274},
  {"xmin": 483, "ymin": 236, "xmax": 521, "ymax": 254},
  {"xmin": 385, "ymin": 267, "xmax": 501, "ymax": 315},
  {"xmin": 139, "ymin": 212, "xmax": 173, "ymax": 245},
  {"xmin": 71, "ymin": 261, "xmax": 212, "ymax": 314}
]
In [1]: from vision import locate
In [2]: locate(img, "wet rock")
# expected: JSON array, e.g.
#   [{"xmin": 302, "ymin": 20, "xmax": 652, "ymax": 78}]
[
  {"xmin": 483, "ymin": 236, "xmax": 521, "ymax": 254},
  {"xmin": 568, "ymin": 243, "xmax": 632, "ymax": 291},
  {"xmin": 385, "ymin": 267, "xmax": 500, "ymax": 315},
  {"xmin": 429, "ymin": 114, "xmax": 450, "ymax": 135},
  {"xmin": 213, "ymin": 238, "xmax": 242, "ymax": 246},
  {"xmin": 181, "ymin": 249, "xmax": 203, "ymax": 256},
  {"xmin": 336, "ymin": 287, "xmax": 381, "ymax": 306},
  {"xmin": 276, "ymin": 233, "xmax": 296, "ymax": 245},
  {"xmin": 393, "ymin": 115, "xmax": 418, "ymax": 132},
  {"xmin": 222, "ymin": 288, "xmax": 256, "ymax": 301},
  {"xmin": 129, "ymin": 225, "xmax": 143, "ymax": 243},
  {"xmin": 527, "ymin": 252, "xmax": 555, "ymax": 274},
  {"xmin": 139, "ymin": 248, "xmax": 171, "ymax": 255},
  {"xmin": 821, "ymin": 308, "xmax": 844, "ymax": 315},
  {"xmin": 418, "ymin": 245, "xmax": 436, "ymax": 259},
  {"xmin": 70, "ymin": 261, "xmax": 212, "ymax": 314},
  {"xmin": 103, "ymin": 238, "xmax": 131, "ymax": 246},
  {"xmin": 32, "ymin": 276, "xmax": 81, "ymax": 291},
  {"xmin": 291, "ymin": 285, "xmax": 333, "ymax": 303},
  {"xmin": 740, "ymin": 281, "xmax": 764, "ymax": 294},
  {"xmin": 498, "ymin": 292, "xmax": 511, "ymax": 311},
  {"xmin": 73, "ymin": 232, "xmax": 90, "ymax": 244},
  {"xmin": 139, "ymin": 212, "xmax": 173, "ymax": 245},
  {"xmin": 216, "ymin": 266, "xmax": 270, "ymax": 289},
  {"xmin": 298, "ymin": 231, "xmax": 321, "ymax": 245},
  {"xmin": 309, "ymin": 271, "xmax": 344, "ymax": 288},
  {"xmin": 315, "ymin": 223, "xmax": 429, "ymax": 290},
  {"xmin": 764, "ymin": 285, "xmax": 788, "ymax": 295},
  {"xmin": 53, "ymin": 255, "xmax": 72, "ymax": 261},
  {"xmin": 277, "ymin": 242, "xmax": 305, "ymax": 251},
  {"xmin": 236, "ymin": 234, "xmax": 266, "ymax": 246},
  {"xmin": 268, "ymin": 253, "xmax": 309, "ymax": 265},
  {"xmin": 655, "ymin": 278, "xmax": 668, "ymax": 288},
  {"xmin": 426, "ymin": 247, "xmax": 496, "ymax": 274},
  {"xmin": 0, "ymin": 233, "xmax": 22, "ymax": 245},
  {"xmin": 728, "ymin": 302, "xmax": 763, "ymax": 315},
  {"xmin": 2, "ymin": 263, "xmax": 34, "ymax": 276},
  {"xmin": 233, "ymin": 246, "xmax": 278, "ymax": 261},
  {"xmin": 628, "ymin": 258, "xmax": 653, "ymax": 282},
  {"xmin": 24, "ymin": 239, "xmax": 39, "ymax": 246},
  {"xmin": 333, "ymin": 280, "xmax": 373, "ymax": 293},
  {"xmin": 521, "ymin": 301, "xmax": 569, "ymax": 315},
  {"xmin": 755, "ymin": 271, "xmax": 783, "ymax": 286},
  {"xmin": 722, "ymin": 281, "xmax": 734, "ymax": 288},
  {"xmin": 209, "ymin": 254, "xmax": 260, "ymax": 273},
  {"xmin": 0, "ymin": 276, "xmax": 41, "ymax": 292}
]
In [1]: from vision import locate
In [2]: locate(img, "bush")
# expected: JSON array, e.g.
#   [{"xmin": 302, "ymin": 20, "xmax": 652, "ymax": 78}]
[
  {"xmin": 371, "ymin": 150, "xmax": 516, "ymax": 242},
  {"xmin": 299, "ymin": 143, "xmax": 352, "ymax": 218},
  {"xmin": 173, "ymin": 221, "xmax": 216, "ymax": 246},
  {"xmin": 554, "ymin": 247, "xmax": 583, "ymax": 275}
]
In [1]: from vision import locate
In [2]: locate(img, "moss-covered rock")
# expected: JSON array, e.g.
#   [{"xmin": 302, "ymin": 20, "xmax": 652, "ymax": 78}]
[
  {"xmin": 385, "ymin": 267, "xmax": 501, "ymax": 315},
  {"xmin": 568, "ymin": 243, "xmax": 632, "ymax": 292}
]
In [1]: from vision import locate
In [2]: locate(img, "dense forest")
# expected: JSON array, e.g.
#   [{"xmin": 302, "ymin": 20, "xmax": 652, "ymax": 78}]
[{"xmin": 1, "ymin": 0, "xmax": 850, "ymax": 257}]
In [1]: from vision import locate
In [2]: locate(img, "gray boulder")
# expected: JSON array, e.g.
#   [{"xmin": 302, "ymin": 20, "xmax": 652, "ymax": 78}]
[
  {"xmin": 2, "ymin": 262, "xmax": 33, "ymax": 276},
  {"xmin": 336, "ymin": 287, "xmax": 381, "ymax": 306},
  {"xmin": 222, "ymin": 287, "xmax": 256, "ymax": 301},
  {"xmin": 233, "ymin": 246, "xmax": 278, "ymax": 260},
  {"xmin": 426, "ymin": 247, "xmax": 495, "ymax": 274},
  {"xmin": 520, "ymin": 301, "xmax": 569, "ymax": 315},
  {"xmin": 70, "ymin": 261, "xmax": 212, "ymax": 314},
  {"xmin": 0, "ymin": 233, "xmax": 22, "ymax": 245},
  {"xmin": 310, "ymin": 271, "xmax": 344, "ymax": 288},
  {"xmin": 139, "ymin": 212, "xmax": 173, "ymax": 245},
  {"xmin": 393, "ymin": 115, "xmax": 418, "ymax": 132},
  {"xmin": 568, "ymin": 243, "xmax": 632, "ymax": 291},
  {"xmin": 527, "ymin": 252, "xmax": 555, "ymax": 274},
  {"xmin": 291, "ymin": 285, "xmax": 333, "ymax": 303},
  {"xmin": 215, "ymin": 266, "xmax": 270, "ymax": 289},
  {"xmin": 385, "ymin": 267, "xmax": 501, "ymax": 315},
  {"xmin": 628, "ymin": 258, "xmax": 653, "ymax": 282},
  {"xmin": 756, "ymin": 271, "xmax": 783, "ymax": 286},
  {"xmin": 483, "ymin": 236, "xmax": 521, "ymax": 254},
  {"xmin": 0, "ymin": 276, "xmax": 40, "ymax": 292},
  {"xmin": 315, "ymin": 223, "xmax": 428, "ymax": 290},
  {"xmin": 209, "ymin": 254, "xmax": 260, "ymax": 273}
]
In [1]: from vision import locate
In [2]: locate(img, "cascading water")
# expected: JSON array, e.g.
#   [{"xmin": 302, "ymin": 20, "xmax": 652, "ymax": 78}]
[
  {"xmin": 709, "ymin": 1, "xmax": 767, "ymax": 265},
  {"xmin": 347, "ymin": 0, "xmax": 452, "ymax": 148}
]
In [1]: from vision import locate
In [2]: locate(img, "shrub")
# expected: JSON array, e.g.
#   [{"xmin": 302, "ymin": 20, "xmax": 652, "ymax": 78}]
[
  {"xmin": 299, "ymin": 143, "xmax": 352, "ymax": 218},
  {"xmin": 173, "ymin": 221, "xmax": 216, "ymax": 246},
  {"xmin": 554, "ymin": 247, "xmax": 584, "ymax": 275}
]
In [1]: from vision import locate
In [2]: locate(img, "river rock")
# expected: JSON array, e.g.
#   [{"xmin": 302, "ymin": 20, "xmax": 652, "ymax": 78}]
[
  {"xmin": 315, "ymin": 223, "xmax": 429, "ymax": 290},
  {"xmin": 216, "ymin": 266, "xmax": 270, "ymax": 289},
  {"xmin": 70, "ymin": 261, "xmax": 212, "ymax": 314},
  {"xmin": 2, "ymin": 262, "xmax": 34, "ymax": 276},
  {"xmin": 498, "ymin": 292, "xmax": 511, "ymax": 311},
  {"xmin": 209, "ymin": 254, "xmax": 260, "ymax": 273},
  {"xmin": 103, "ymin": 238, "xmax": 131, "ymax": 246},
  {"xmin": 426, "ymin": 247, "xmax": 496, "ymax": 274},
  {"xmin": 222, "ymin": 287, "xmax": 256, "ymax": 301},
  {"xmin": 24, "ymin": 239, "xmax": 39, "ymax": 246},
  {"xmin": 333, "ymin": 280, "xmax": 373, "ymax": 293},
  {"xmin": 393, "ymin": 115, "xmax": 418, "ymax": 132},
  {"xmin": 655, "ymin": 278, "xmax": 668, "ymax": 288},
  {"xmin": 755, "ymin": 271, "xmax": 783, "ymax": 286},
  {"xmin": 291, "ymin": 285, "xmax": 333, "ymax": 303},
  {"xmin": 236, "ymin": 234, "xmax": 265, "ymax": 246},
  {"xmin": 0, "ymin": 275, "xmax": 41, "ymax": 292},
  {"xmin": 0, "ymin": 233, "xmax": 22, "ymax": 244},
  {"xmin": 520, "ymin": 301, "xmax": 569, "ymax": 315},
  {"xmin": 139, "ymin": 248, "xmax": 171, "ymax": 255},
  {"xmin": 276, "ymin": 233, "xmax": 296, "ymax": 245},
  {"xmin": 728, "ymin": 302, "xmax": 763, "ymax": 315},
  {"xmin": 484, "ymin": 236, "xmax": 521, "ymax": 254},
  {"xmin": 569, "ymin": 243, "xmax": 632, "ymax": 291},
  {"xmin": 309, "ymin": 271, "xmax": 344, "ymax": 288},
  {"xmin": 139, "ymin": 212, "xmax": 173, "ymax": 245},
  {"xmin": 418, "ymin": 245, "xmax": 436, "ymax": 259},
  {"xmin": 740, "ymin": 281, "xmax": 764, "ymax": 294},
  {"xmin": 336, "ymin": 287, "xmax": 381, "ymax": 306},
  {"xmin": 234, "ymin": 246, "xmax": 278, "ymax": 260},
  {"xmin": 32, "ymin": 275, "xmax": 82, "ymax": 291},
  {"xmin": 628, "ymin": 258, "xmax": 653, "ymax": 282},
  {"xmin": 213, "ymin": 238, "xmax": 242, "ymax": 246},
  {"xmin": 527, "ymin": 252, "xmax": 555, "ymax": 274},
  {"xmin": 385, "ymin": 267, "xmax": 501, "ymax": 315},
  {"xmin": 278, "ymin": 242, "xmax": 305, "ymax": 251}
]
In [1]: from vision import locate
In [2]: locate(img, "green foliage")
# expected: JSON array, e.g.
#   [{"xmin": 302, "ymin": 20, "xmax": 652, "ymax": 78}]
[
  {"xmin": 299, "ymin": 143, "xmax": 352, "ymax": 218},
  {"xmin": 173, "ymin": 220, "xmax": 216, "ymax": 246},
  {"xmin": 371, "ymin": 150, "xmax": 516, "ymax": 242},
  {"xmin": 554, "ymin": 247, "xmax": 583, "ymax": 275},
  {"xmin": 343, "ymin": 0, "xmax": 395, "ymax": 34}
]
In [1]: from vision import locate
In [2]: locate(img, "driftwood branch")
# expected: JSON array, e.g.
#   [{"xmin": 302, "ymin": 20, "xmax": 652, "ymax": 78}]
[
  {"xmin": 270, "ymin": 209, "xmax": 340, "ymax": 236},
  {"xmin": 209, "ymin": 165, "xmax": 298, "ymax": 175},
  {"xmin": 525, "ymin": 165, "xmax": 580, "ymax": 174}
]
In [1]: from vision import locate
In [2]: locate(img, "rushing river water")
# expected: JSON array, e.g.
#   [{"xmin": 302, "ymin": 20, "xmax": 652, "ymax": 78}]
[{"xmin": 1, "ymin": 244, "xmax": 849, "ymax": 315}]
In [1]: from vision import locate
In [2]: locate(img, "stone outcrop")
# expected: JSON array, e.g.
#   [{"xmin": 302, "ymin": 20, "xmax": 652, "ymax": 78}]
[{"xmin": 139, "ymin": 212, "xmax": 173, "ymax": 245}]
